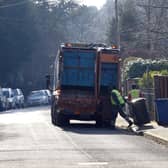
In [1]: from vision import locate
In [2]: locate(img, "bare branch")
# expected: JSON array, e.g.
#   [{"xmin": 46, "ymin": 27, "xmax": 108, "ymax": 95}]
[{"xmin": 137, "ymin": 4, "xmax": 168, "ymax": 9}]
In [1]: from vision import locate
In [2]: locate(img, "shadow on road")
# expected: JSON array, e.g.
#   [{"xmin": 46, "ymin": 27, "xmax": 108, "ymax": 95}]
[
  {"xmin": 61, "ymin": 123, "xmax": 135, "ymax": 136},
  {"xmin": 0, "ymin": 131, "xmax": 20, "ymax": 141},
  {"xmin": 139, "ymin": 125, "xmax": 155, "ymax": 131},
  {"xmin": 0, "ymin": 123, "xmax": 20, "ymax": 141},
  {"xmin": 0, "ymin": 106, "xmax": 50, "ymax": 115}
]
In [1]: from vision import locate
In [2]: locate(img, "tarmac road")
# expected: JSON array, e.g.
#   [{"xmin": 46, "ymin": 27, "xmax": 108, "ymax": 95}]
[{"xmin": 0, "ymin": 106, "xmax": 168, "ymax": 168}]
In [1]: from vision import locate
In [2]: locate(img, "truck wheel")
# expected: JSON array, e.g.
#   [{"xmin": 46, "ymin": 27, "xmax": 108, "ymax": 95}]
[
  {"xmin": 51, "ymin": 102, "xmax": 57, "ymax": 125},
  {"xmin": 95, "ymin": 114, "xmax": 103, "ymax": 127},
  {"xmin": 103, "ymin": 120, "xmax": 111, "ymax": 127},
  {"xmin": 95, "ymin": 103, "xmax": 103, "ymax": 127},
  {"xmin": 57, "ymin": 113, "xmax": 69, "ymax": 126},
  {"xmin": 51, "ymin": 102, "xmax": 69, "ymax": 126}
]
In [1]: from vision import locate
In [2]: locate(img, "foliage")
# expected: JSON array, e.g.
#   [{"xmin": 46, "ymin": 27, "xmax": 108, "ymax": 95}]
[
  {"xmin": 0, "ymin": 1, "xmax": 37, "ymax": 87},
  {"xmin": 107, "ymin": 0, "xmax": 168, "ymax": 58},
  {"xmin": 107, "ymin": 0, "xmax": 140, "ymax": 52},
  {"xmin": 0, "ymin": 0, "xmax": 105, "ymax": 94},
  {"xmin": 127, "ymin": 59, "xmax": 168, "ymax": 78},
  {"xmin": 138, "ymin": 70, "xmax": 168, "ymax": 88},
  {"xmin": 0, "ymin": 0, "xmax": 168, "ymax": 94}
]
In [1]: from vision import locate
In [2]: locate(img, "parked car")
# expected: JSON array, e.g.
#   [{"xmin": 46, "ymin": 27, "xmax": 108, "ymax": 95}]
[
  {"xmin": 0, "ymin": 88, "xmax": 7, "ymax": 111},
  {"xmin": 27, "ymin": 90, "xmax": 49, "ymax": 106},
  {"xmin": 13, "ymin": 88, "xmax": 25, "ymax": 108},
  {"xmin": 2, "ymin": 88, "xmax": 16, "ymax": 109},
  {"xmin": 41, "ymin": 89, "xmax": 51, "ymax": 104}
]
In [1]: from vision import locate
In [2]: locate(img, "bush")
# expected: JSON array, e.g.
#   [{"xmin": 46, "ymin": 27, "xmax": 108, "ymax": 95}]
[
  {"xmin": 127, "ymin": 59, "xmax": 168, "ymax": 79},
  {"xmin": 138, "ymin": 70, "xmax": 168, "ymax": 88}
]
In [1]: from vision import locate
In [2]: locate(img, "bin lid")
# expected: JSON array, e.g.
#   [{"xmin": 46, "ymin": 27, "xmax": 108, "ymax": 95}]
[
  {"xmin": 131, "ymin": 98, "xmax": 146, "ymax": 103},
  {"xmin": 155, "ymin": 98, "xmax": 168, "ymax": 101}
]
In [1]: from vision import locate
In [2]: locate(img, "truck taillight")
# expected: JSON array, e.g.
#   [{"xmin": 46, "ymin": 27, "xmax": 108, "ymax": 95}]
[
  {"xmin": 112, "ymin": 45, "xmax": 117, "ymax": 49},
  {"xmin": 65, "ymin": 43, "xmax": 72, "ymax": 47},
  {"xmin": 53, "ymin": 90, "xmax": 61, "ymax": 96}
]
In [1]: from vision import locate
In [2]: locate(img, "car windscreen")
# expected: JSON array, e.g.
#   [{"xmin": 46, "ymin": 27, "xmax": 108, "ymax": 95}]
[
  {"xmin": 29, "ymin": 92, "xmax": 44, "ymax": 97},
  {"xmin": 44, "ymin": 90, "xmax": 51, "ymax": 96},
  {"xmin": 13, "ymin": 89, "xmax": 18, "ymax": 96},
  {"xmin": 3, "ymin": 91, "xmax": 9, "ymax": 98}
]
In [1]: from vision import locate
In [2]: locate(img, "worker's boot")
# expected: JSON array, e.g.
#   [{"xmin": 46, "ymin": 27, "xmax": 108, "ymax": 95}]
[
  {"xmin": 125, "ymin": 117, "xmax": 133, "ymax": 128},
  {"xmin": 128, "ymin": 120, "xmax": 133, "ymax": 128}
]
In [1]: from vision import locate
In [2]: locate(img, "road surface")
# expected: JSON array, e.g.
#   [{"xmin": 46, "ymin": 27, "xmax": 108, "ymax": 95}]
[{"xmin": 0, "ymin": 106, "xmax": 167, "ymax": 168}]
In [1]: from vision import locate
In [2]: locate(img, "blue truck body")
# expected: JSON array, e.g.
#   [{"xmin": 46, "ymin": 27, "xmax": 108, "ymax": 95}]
[
  {"xmin": 100, "ymin": 63, "xmax": 118, "ymax": 87},
  {"xmin": 61, "ymin": 49, "xmax": 97, "ymax": 87}
]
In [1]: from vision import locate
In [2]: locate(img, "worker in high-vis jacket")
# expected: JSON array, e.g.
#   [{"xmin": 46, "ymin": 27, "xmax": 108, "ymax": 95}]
[
  {"xmin": 128, "ymin": 84, "xmax": 142, "ymax": 101},
  {"xmin": 110, "ymin": 86, "xmax": 133, "ymax": 129}
]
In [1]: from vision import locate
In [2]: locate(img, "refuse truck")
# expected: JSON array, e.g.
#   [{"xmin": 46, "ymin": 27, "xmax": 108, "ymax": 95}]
[{"xmin": 50, "ymin": 43, "xmax": 121, "ymax": 126}]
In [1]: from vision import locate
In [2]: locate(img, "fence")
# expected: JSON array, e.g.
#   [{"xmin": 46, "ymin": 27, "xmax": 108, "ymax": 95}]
[
  {"xmin": 124, "ymin": 76, "xmax": 168, "ymax": 120},
  {"xmin": 142, "ymin": 76, "xmax": 168, "ymax": 121},
  {"xmin": 154, "ymin": 75, "xmax": 168, "ymax": 98},
  {"xmin": 141, "ymin": 88, "xmax": 155, "ymax": 120}
]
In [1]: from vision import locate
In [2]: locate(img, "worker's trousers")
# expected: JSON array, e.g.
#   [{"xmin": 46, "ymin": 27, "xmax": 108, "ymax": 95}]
[{"xmin": 111, "ymin": 105, "xmax": 131, "ymax": 126}]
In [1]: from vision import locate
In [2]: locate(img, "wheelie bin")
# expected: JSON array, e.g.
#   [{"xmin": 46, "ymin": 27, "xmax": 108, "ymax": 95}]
[
  {"xmin": 129, "ymin": 98, "xmax": 150, "ymax": 126},
  {"xmin": 155, "ymin": 98, "xmax": 168, "ymax": 125}
]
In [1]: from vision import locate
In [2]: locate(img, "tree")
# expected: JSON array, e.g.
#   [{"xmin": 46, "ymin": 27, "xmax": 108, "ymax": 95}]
[
  {"xmin": 135, "ymin": 0, "xmax": 168, "ymax": 58},
  {"xmin": 107, "ymin": 0, "xmax": 140, "ymax": 52},
  {"xmin": 107, "ymin": 0, "xmax": 168, "ymax": 58},
  {"xmin": 67, "ymin": 5, "xmax": 98, "ymax": 42},
  {"xmin": 0, "ymin": 0, "xmax": 37, "ymax": 87}
]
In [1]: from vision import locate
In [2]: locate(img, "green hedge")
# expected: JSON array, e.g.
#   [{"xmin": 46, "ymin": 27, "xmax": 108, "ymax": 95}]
[
  {"xmin": 138, "ymin": 70, "xmax": 168, "ymax": 88},
  {"xmin": 127, "ymin": 60, "xmax": 168, "ymax": 78}
]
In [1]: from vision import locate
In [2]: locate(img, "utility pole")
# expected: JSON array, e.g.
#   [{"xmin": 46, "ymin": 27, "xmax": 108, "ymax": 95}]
[
  {"xmin": 115, "ymin": 0, "xmax": 120, "ymax": 49},
  {"xmin": 147, "ymin": 0, "xmax": 152, "ymax": 53},
  {"xmin": 115, "ymin": 0, "xmax": 122, "ymax": 92},
  {"xmin": 146, "ymin": 0, "xmax": 152, "ymax": 117}
]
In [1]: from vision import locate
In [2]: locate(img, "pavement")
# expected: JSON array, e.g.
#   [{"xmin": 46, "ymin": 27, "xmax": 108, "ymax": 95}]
[{"xmin": 116, "ymin": 116, "xmax": 168, "ymax": 146}]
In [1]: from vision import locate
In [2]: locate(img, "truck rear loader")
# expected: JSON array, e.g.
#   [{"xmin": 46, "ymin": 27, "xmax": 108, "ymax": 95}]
[{"xmin": 50, "ymin": 43, "xmax": 120, "ymax": 126}]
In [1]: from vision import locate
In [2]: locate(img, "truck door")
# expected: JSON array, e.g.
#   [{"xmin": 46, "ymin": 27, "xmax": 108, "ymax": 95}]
[
  {"xmin": 100, "ymin": 63, "xmax": 118, "ymax": 95},
  {"xmin": 98, "ymin": 53, "xmax": 120, "ymax": 125}
]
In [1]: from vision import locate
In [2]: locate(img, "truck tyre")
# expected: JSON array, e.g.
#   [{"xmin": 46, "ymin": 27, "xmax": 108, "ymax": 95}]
[
  {"xmin": 57, "ymin": 113, "xmax": 69, "ymax": 126},
  {"xmin": 51, "ymin": 101, "xmax": 57, "ymax": 125},
  {"xmin": 51, "ymin": 101, "xmax": 69, "ymax": 126},
  {"xmin": 103, "ymin": 120, "xmax": 111, "ymax": 127},
  {"xmin": 95, "ymin": 113, "xmax": 103, "ymax": 127},
  {"xmin": 95, "ymin": 116, "xmax": 103, "ymax": 127},
  {"xmin": 95, "ymin": 103, "xmax": 103, "ymax": 127}
]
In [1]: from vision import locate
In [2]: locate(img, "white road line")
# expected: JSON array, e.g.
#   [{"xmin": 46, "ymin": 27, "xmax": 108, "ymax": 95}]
[{"xmin": 78, "ymin": 162, "xmax": 108, "ymax": 166}]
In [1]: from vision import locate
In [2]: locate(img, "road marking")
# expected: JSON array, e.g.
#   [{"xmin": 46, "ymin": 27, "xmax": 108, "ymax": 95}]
[
  {"xmin": 78, "ymin": 162, "xmax": 108, "ymax": 166},
  {"xmin": 62, "ymin": 131, "xmax": 93, "ymax": 160}
]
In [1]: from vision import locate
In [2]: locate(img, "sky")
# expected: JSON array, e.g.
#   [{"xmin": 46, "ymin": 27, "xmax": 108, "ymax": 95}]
[
  {"xmin": 48, "ymin": 0, "xmax": 107, "ymax": 10},
  {"xmin": 79, "ymin": 0, "xmax": 106, "ymax": 9}
]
